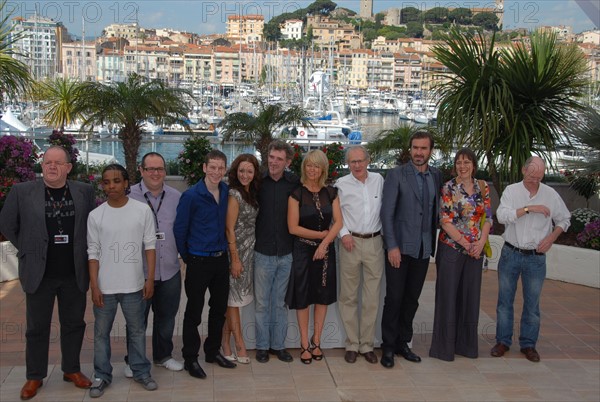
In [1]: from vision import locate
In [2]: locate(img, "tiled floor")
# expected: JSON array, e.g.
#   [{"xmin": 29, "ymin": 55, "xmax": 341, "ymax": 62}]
[{"xmin": 1, "ymin": 266, "xmax": 598, "ymax": 401}]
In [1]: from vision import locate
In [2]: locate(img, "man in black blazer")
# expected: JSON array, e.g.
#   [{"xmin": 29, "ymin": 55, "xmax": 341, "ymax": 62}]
[
  {"xmin": 380, "ymin": 131, "xmax": 442, "ymax": 368},
  {"xmin": 0, "ymin": 145, "xmax": 96, "ymax": 400}
]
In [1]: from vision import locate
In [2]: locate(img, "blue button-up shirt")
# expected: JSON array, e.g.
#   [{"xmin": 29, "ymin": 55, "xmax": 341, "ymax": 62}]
[
  {"xmin": 129, "ymin": 181, "xmax": 181, "ymax": 281},
  {"xmin": 174, "ymin": 179, "xmax": 229, "ymax": 259}
]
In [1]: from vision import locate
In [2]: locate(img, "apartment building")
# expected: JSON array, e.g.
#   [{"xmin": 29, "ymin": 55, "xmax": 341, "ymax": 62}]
[
  {"xmin": 10, "ymin": 16, "xmax": 67, "ymax": 79},
  {"xmin": 281, "ymin": 19, "xmax": 303, "ymax": 40},
  {"xmin": 226, "ymin": 15, "xmax": 264, "ymax": 44},
  {"xmin": 305, "ymin": 15, "xmax": 362, "ymax": 52},
  {"xmin": 103, "ymin": 23, "xmax": 141, "ymax": 41},
  {"xmin": 61, "ymin": 40, "xmax": 97, "ymax": 81}
]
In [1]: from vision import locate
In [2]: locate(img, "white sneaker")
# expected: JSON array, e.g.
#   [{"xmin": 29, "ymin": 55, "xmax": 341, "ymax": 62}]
[
  {"xmin": 124, "ymin": 364, "xmax": 133, "ymax": 378},
  {"xmin": 157, "ymin": 358, "xmax": 184, "ymax": 371}
]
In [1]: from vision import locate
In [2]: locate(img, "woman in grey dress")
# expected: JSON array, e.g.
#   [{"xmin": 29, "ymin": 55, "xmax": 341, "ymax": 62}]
[{"xmin": 222, "ymin": 154, "xmax": 260, "ymax": 364}]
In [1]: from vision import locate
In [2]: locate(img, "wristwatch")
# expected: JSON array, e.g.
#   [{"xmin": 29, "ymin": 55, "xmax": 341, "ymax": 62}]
[{"xmin": 524, "ymin": 207, "xmax": 529, "ymax": 214}]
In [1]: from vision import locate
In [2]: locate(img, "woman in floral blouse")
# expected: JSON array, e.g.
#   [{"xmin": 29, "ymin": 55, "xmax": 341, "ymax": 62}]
[{"xmin": 429, "ymin": 148, "xmax": 492, "ymax": 361}]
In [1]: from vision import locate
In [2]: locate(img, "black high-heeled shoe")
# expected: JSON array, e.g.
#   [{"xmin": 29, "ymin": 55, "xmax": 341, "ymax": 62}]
[
  {"xmin": 300, "ymin": 344, "xmax": 312, "ymax": 364},
  {"xmin": 310, "ymin": 336, "xmax": 323, "ymax": 361}
]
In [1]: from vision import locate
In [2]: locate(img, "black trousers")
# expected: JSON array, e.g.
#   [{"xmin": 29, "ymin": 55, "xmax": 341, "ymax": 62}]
[
  {"xmin": 429, "ymin": 242, "xmax": 483, "ymax": 361},
  {"xmin": 381, "ymin": 252, "xmax": 429, "ymax": 353},
  {"xmin": 25, "ymin": 276, "xmax": 87, "ymax": 379},
  {"xmin": 181, "ymin": 254, "xmax": 229, "ymax": 361}
]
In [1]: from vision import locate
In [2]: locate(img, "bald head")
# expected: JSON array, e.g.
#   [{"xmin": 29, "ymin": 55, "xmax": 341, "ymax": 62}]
[{"xmin": 522, "ymin": 156, "xmax": 545, "ymax": 188}]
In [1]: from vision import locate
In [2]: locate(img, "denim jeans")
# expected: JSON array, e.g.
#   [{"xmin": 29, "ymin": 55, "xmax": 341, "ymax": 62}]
[
  {"xmin": 254, "ymin": 252, "xmax": 292, "ymax": 350},
  {"xmin": 496, "ymin": 245, "xmax": 546, "ymax": 349},
  {"xmin": 93, "ymin": 291, "xmax": 151, "ymax": 383},
  {"xmin": 125, "ymin": 271, "xmax": 181, "ymax": 364}
]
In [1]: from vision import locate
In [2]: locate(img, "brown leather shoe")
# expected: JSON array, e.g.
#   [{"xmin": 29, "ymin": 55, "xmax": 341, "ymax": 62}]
[
  {"xmin": 20, "ymin": 380, "xmax": 43, "ymax": 400},
  {"xmin": 490, "ymin": 343, "xmax": 510, "ymax": 357},
  {"xmin": 520, "ymin": 347, "xmax": 540, "ymax": 362},
  {"xmin": 361, "ymin": 351, "xmax": 378, "ymax": 364},
  {"xmin": 63, "ymin": 372, "xmax": 92, "ymax": 388},
  {"xmin": 344, "ymin": 350, "xmax": 358, "ymax": 363}
]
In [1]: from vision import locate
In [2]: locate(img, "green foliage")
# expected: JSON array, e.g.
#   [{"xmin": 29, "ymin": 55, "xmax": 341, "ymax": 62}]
[
  {"xmin": 423, "ymin": 7, "xmax": 449, "ymax": 23},
  {"xmin": 406, "ymin": 22, "xmax": 424, "ymax": 38},
  {"xmin": 0, "ymin": 0, "xmax": 32, "ymax": 100},
  {"xmin": 432, "ymin": 29, "xmax": 588, "ymax": 194},
  {"xmin": 401, "ymin": 7, "xmax": 422, "ymax": 23},
  {"xmin": 35, "ymin": 78, "xmax": 87, "ymax": 130},
  {"xmin": 219, "ymin": 101, "xmax": 312, "ymax": 169},
  {"xmin": 472, "ymin": 12, "xmax": 499, "ymax": 31},
  {"xmin": 178, "ymin": 135, "xmax": 212, "ymax": 186},
  {"xmin": 448, "ymin": 8, "xmax": 472, "ymax": 24},
  {"xmin": 74, "ymin": 73, "xmax": 192, "ymax": 182}
]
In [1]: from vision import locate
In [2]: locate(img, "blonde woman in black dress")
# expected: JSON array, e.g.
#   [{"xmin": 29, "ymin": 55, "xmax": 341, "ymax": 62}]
[{"xmin": 286, "ymin": 150, "xmax": 343, "ymax": 364}]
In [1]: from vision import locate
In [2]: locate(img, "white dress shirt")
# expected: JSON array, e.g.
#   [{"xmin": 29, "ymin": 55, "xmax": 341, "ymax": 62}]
[
  {"xmin": 335, "ymin": 171, "xmax": 384, "ymax": 237},
  {"xmin": 497, "ymin": 181, "xmax": 571, "ymax": 250}
]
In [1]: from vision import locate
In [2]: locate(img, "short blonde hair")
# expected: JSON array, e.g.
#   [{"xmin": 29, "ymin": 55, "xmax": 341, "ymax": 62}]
[{"xmin": 301, "ymin": 149, "xmax": 328, "ymax": 187}]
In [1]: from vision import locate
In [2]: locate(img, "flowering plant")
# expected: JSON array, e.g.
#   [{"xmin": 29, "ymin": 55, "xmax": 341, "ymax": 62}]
[
  {"xmin": 321, "ymin": 142, "xmax": 345, "ymax": 181},
  {"xmin": 77, "ymin": 173, "xmax": 106, "ymax": 206},
  {"xmin": 48, "ymin": 130, "xmax": 79, "ymax": 176},
  {"xmin": 0, "ymin": 135, "xmax": 39, "ymax": 211},
  {"xmin": 576, "ymin": 219, "xmax": 600, "ymax": 250},
  {"xmin": 289, "ymin": 142, "xmax": 304, "ymax": 177},
  {"xmin": 570, "ymin": 208, "xmax": 600, "ymax": 234},
  {"xmin": 178, "ymin": 134, "xmax": 212, "ymax": 186}
]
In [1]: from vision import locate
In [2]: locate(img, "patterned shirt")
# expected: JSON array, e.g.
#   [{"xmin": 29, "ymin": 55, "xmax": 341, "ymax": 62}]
[{"xmin": 439, "ymin": 178, "xmax": 493, "ymax": 253}]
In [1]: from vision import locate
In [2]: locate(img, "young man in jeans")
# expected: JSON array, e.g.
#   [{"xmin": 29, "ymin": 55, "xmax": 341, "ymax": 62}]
[{"xmin": 254, "ymin": 140, "xmax": 300, "ymax": 363}]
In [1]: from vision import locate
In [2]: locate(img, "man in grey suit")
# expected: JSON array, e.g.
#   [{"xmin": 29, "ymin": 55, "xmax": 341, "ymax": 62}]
[
  {"xmin": 380, "ymin": 131, "xmax": 442, "ymax": 368},
  {"xmin": 0, "ymin": 145, "xmax": 96, "ymax": 400}
]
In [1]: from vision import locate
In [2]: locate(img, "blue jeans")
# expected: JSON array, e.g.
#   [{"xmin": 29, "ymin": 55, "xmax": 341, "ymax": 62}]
[
  {"xmin": 254, "ymin": 252, "xmax": 292, "ymax": 350},
  {"xmin": 496, "ymin": 245, "xmax": 546, "ymax": 349},
  {"xmin": 125, "ymin": 272, "xmax": 182, "ymax": 364},
  {"xmin": 93, "ymin": 291, "xmax": 151, "ymax": 383}
]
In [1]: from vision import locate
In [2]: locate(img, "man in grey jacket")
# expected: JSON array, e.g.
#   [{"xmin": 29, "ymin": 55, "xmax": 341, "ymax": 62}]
[
  {"xmin": 0, "ymin": 145, "xmax": 96, "ymax": 400},
  {"xmin": 380, "ymin": 131, "xmax": 442, "ymax": 368}
]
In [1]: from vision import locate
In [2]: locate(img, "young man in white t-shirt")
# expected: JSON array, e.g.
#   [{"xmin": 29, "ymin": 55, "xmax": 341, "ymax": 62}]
[{"xmin": 87, "ymin": 164, "xmax": 157, "ymax": 398}]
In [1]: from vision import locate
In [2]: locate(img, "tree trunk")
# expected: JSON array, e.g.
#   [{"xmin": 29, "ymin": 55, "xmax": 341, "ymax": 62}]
[{"xmin": 119, "ymin": 128, "xmax": 142, "ymax": 183}]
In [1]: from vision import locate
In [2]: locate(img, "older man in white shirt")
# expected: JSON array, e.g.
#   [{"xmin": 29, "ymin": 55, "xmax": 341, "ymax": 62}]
[
  {"xmin": 491, "ymin": 156, "xmax": 570, "ymax": 363},
  {"xmin": 335, "ymin": 146, "xmax": 385, "ymax": 364}
]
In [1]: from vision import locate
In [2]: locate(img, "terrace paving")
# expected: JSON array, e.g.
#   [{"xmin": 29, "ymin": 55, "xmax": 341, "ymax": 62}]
[{"xmin": 1, "ymin": 265, "xmax": 598, "ymax": 401}]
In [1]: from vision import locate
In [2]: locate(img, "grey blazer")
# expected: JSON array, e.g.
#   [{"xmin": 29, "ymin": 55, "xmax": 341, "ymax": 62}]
[
  {"xmin": 0, "ymin": 179, "xmax": 96, "ymax": 294},
  {"xmin": 380, "ymin": 163, "xmax": 442, "ymax": 258}
]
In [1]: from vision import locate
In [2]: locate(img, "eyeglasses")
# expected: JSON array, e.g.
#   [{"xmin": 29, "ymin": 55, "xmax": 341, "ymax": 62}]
[
  {"xmin": 42, "ymin": 161, "xmax": 69, "ymax": 167},
  {"xmin": 349, "ymin": 159, "xmax": 367, "ymax": 165},
  {"xmin": 143, "ymin": 167, "xmax": 166, "ymax": 173}
]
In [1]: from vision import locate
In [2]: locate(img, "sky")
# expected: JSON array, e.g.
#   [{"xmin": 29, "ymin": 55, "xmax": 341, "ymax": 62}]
[{"xmin": 2, "ymin": 0, "xmax": 598, "ymax": 38}]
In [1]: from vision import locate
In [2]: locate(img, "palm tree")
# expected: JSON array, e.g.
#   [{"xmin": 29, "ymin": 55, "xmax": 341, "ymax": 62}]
[
  {"xmin": 367, "ymin": 123, "xmax": 422, "ymax": 166},
  {"xmin": 219, "ymin": 100, "xmax": 312, "ymax": 168},
  {"xmin": 367, "ymin": 123, "xmax": 452, "ymax": 167},
  {"xmin": 433, "ymin": 29, "xmax": 589, "ymax": 193},
  {"xmin": 77, "ymin": 74, "xmax": 192, "ymax": 179},
  {"xmin": 0, "ymin": 0, "xmax": 32, "ymax": 100},
  {"xmin": 34, "ymin": 78, "xmax": 86, "ymax": 131}
]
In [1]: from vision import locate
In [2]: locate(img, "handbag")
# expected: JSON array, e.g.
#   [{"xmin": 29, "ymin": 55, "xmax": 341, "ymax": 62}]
[{"xmin": 479, "ymin": 180, "xmax": 493, "ymax": 258}]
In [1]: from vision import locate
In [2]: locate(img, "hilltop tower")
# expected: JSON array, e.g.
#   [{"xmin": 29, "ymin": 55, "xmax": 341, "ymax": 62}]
[
  {"xmin": 360, "ymin": 0, "xmax": 373, "ymax": 19},
  {"xmin": 495, "ymin": 0, "xmax": 504, "ymax": 29}
]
